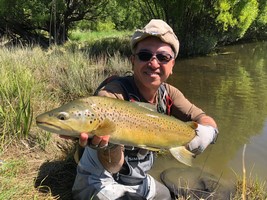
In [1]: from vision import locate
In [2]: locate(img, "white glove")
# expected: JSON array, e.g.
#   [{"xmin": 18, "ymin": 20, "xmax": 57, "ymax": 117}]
[{"xmin": 188, "ymin": 124, "xmax": 218, "ymax": 155}]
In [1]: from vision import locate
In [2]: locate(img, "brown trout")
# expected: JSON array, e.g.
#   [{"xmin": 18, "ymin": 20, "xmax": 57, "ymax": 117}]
[{"xmin": 36, "ymin": 96, "xmax": 197, "ymax": 166}]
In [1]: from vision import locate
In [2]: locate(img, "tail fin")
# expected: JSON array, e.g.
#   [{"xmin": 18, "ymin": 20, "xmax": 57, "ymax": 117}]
[{"xmin": 169, "ymin": 146, "xmax": 194, "ymax": 166}]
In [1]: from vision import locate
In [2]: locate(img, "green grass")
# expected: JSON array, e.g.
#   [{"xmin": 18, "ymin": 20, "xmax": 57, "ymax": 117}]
[
  {"xmin": 0, "ymin": 49, "xmax": 34, "ymax": 148},
  {"xmin": 66, "ymin": 30, "xmax": 132, "ymax": 58},
  {"xmin": 0, "ymin": 158, "xmax": 36, "ymax": 199},
  {"xmin": 69, "ymin": 29, "xmax": 132, "ymax": 42}
]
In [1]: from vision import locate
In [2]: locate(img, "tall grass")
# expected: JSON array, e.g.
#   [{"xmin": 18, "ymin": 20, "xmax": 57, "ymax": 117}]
[
  {"xmin": 0, "ymin": 48, "xmax": 34, "ymax": 150},
  {"xmin": 0, "ymin": 45, "xmax": 132, "ymax": 152}
]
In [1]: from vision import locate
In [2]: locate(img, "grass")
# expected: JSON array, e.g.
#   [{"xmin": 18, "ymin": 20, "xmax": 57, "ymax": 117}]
[
  {"xmin": 0, "ymin": 158, "xmax": 36, "ymax": 199},
  {"xmin": 69, "ymin": 29, "xmax": 132, "ymax": 42},
  {"xmin": 0, "ymin": 43, "xmax": 266, "ymax": 199},
  {"xmin": 67, "ymin": 30, "xmax": 132, "ymax": 58},
  {"xmin": 231, "ymin": 145, "xmax": 267, "ymax": 200}
]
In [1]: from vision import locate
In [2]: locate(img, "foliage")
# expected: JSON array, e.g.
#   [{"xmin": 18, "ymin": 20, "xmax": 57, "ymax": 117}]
[
  {"xmin": 214, "ymin": 0, "xmax": 259, "ymax": 41},
  {"xmin": 132, "ymin": 0, "xmax": 266, "ymax": 55},
  {"xmin": 0, "ymin": 0, "xmax": 110, "ymax": 45},
  {"xmin": 0, "ymin": 0, "xmax": 266, "ymax": 56}
]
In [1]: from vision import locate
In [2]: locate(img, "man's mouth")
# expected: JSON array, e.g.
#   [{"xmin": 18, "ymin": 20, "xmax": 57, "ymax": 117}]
[{"xmin": 144, "ymin": 71, "xmax": 160, "ymax": 77}]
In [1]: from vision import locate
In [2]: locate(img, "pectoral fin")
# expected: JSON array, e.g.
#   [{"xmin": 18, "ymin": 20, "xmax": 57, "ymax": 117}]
[
  {"xmin": 169, "ymin": 146, "xmax": 194, "ymax": 166},
  {"xmin": 93, "ymin": 118, "xmax": 116, "ymax": 136},
  {"xmin": 186, "ymin": 121, "xmax": 198, "ymax": 129}
]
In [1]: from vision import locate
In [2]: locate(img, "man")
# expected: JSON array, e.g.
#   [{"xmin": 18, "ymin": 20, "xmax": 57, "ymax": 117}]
[{"xmin": 72, "ymin": 19, "xmax": 218, "ymax": 200}]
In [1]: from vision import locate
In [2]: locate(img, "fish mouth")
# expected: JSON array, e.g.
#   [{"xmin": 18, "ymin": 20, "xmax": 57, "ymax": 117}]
[
  {"xmin": 36, "ymin": 121, "xmax": 63, "ymax": 132},
  {"xmin": 36, "ymin": 120, "xmax": 76, "ymax": 137}
]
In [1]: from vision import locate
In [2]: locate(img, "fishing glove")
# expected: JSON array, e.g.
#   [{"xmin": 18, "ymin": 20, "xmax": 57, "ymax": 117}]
[{"xmin": 188, "ymin": 124, "xmax": 218, "ymax": 155}]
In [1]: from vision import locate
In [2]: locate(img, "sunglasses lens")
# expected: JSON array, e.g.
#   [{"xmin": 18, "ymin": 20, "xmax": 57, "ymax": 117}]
[
  {"xmin": 136, "ymin": 52, "xmax": 173, "ymax": 63},
  {"xmin": 137, "ymin": 52, "xmax": 153, "ymax": 61},
  {"xmin": 156, "ymin": 54, "xmax": 172, "ymax": 62}
]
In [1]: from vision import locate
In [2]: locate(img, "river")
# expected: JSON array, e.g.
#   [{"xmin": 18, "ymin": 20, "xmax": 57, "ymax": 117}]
[{"xmin": 150, "ymin": 41, "xmax": 267, "ymax": 190}]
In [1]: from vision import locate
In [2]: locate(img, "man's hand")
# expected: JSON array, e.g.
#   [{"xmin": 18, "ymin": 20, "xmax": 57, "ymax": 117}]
[
  {"xmin": 60, "ymin": 133, "xmax": 110, "ymax": 148},
  {"xmin": 188, "ymin": 124, "xmax": 218, "ymax": 155},
  {"xmin": 78, "ymin": 133, "xmax": 110, "ymax": 149},
  {"xmin": 87, "ymin": 134, "xmax": 110, "ymax": 149}
]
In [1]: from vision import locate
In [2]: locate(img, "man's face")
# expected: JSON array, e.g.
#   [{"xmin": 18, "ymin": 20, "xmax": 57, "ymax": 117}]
[{"xmin": 131, "ymin": 37, "xmax": 175, "ymax": 90}]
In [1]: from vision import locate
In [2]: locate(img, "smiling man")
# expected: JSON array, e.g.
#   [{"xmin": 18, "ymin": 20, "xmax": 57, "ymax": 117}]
[{"xmin": 72, "ymin": 19, "xmax": 218, "ymax": 200}]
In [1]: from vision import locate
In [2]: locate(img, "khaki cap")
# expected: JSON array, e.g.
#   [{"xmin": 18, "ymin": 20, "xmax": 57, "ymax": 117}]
[{"xmin": 131, "ymin": 19, "xmax": 179, "ymax": 58}]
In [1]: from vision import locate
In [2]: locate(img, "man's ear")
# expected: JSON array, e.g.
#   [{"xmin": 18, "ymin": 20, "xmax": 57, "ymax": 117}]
[
  {"xmin": 130, "ymin": 55, "xmax": 135, "ymax": 70},
  {"xmin": 130, "ymin": 55, "xmax": 134, "ymax": 64},
  {"xmin": 170, "ymin": 59, "xmax": 175, "ymax": 75}
]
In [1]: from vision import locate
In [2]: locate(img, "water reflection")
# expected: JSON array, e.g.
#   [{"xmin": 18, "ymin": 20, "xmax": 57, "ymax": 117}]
[{"xmin": 152, "ymin": 41, "xmax": 267, "ymax": 182}]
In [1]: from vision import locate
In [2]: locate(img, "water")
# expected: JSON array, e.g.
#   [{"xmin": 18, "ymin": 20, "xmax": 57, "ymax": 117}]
[{"xmin": 151, "ymin": 41, "xmax": 267, "ymax": 185}]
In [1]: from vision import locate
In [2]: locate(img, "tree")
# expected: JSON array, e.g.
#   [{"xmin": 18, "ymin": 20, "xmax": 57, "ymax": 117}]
[
  {"xmin": 135, "ymin": 0, "xmax": 266, "ymax": 56},
  {"xmin": 0, "ymin": 0, "xmax": 109, "ymax": 46}
]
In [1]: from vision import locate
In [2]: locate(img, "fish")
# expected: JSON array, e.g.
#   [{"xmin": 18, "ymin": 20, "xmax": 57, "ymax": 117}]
[{"xmin": 36, "ymin": 96, "xmax": 197, "ymax": 166}]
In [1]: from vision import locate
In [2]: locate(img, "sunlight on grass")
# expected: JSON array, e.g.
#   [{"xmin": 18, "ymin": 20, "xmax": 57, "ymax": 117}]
[{"xmin": 69, "ymin": 29, "xmax": 132, "ymax": 42}]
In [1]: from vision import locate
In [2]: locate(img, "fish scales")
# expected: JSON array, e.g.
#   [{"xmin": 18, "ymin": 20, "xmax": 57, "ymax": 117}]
[{"xmin": 36, "ymin": 96, "xmax": 198, "ymax": 166}]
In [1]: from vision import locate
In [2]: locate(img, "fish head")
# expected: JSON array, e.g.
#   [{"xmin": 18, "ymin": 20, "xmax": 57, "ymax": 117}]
[{"xmin": 36, "ymin": 99, "xmax": 100, "ymax": 137}]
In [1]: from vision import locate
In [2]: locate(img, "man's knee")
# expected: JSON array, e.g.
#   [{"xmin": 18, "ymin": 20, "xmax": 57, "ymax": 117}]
[{"xmin": 154, "ymin": 180, "xmax": 172, "ymax": 200}]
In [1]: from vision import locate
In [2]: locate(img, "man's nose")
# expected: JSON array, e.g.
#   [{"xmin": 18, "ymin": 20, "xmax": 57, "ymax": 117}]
[{"xmin": 148, "ymin": 56, "xmax": 160, "ymax": 67}]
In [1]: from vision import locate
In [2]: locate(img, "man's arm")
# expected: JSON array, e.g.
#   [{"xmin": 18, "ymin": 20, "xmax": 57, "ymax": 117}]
[{"xmin": 197, "ymin": 115, "xmax": 217, "ymax": 129}]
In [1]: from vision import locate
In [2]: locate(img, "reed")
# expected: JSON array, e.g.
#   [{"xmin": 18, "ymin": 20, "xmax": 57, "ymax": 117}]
[{"xmin": 231, "ymin": 144, "xmax": 267, "ymax": 200}]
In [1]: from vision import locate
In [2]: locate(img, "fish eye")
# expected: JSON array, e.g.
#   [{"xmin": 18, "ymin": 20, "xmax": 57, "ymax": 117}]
[{"xmin": 57, "ymin": 112, "xmax": 69, "ymax": 120}]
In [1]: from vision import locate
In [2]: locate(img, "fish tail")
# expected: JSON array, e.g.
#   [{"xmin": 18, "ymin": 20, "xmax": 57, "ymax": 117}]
[{"xmin": 169, "ymin": 146, "xmax": 194, "ymax": 166}]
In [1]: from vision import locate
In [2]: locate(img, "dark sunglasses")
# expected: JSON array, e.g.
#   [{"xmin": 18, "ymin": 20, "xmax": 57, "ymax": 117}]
[{"xmin": 135, "ymin": 51, "xmax": 173, "ymax": 63}]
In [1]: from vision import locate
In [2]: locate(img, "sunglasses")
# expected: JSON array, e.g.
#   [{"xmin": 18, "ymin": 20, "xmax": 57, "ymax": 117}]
[{"xmin": 135, "ymin": 51, "xmax": 173, "ymax": 63}]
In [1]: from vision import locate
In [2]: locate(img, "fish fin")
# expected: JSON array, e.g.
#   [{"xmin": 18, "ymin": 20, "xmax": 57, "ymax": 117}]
[
  {"xmin": 186, "ymin": 121, "xmax": 198, "ymax": 129},
  {"xmin": 134, "ymin": 102, "xmax": 157, "ymax": 112},
  {"xmin": 93, "ymin": 118, "xmax": 116, "ymax": 136},
  {"xmin": 169, "ymin": 146, "xmax": 194, "ymax": 166}
]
